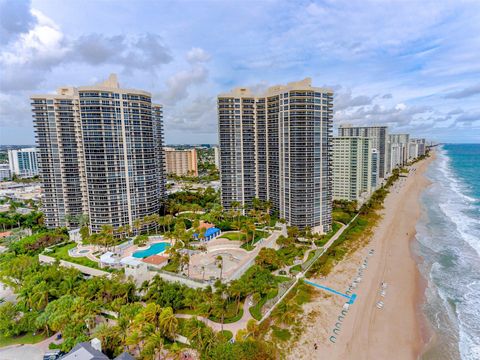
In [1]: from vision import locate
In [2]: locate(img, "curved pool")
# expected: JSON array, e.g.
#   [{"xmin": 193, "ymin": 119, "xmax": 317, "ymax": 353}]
[{"xmin": 132, "ymin": 242, "xmax": 170, "ymax": 258}]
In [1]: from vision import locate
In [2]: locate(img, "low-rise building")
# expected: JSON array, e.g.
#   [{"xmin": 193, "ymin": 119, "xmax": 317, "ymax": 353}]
[
  {"xmin": 7, "ymin": 148, "xmax": 39, "ymax": 177},
  {"xmin": 165, "ymin": 148, "xmax": 198, "ymax": 176},
  {"xmin": 0, "ymin": 164, "xmax": 10, "ymax": 181}
]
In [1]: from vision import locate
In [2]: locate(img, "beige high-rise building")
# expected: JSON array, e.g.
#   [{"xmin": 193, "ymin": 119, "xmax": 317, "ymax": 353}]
[
  {"xmin": 338, "ymin": 125, "xmax": 388, "ymax": 179},
  {"xmin": 387, "ymin": 133, "xmax": 410, "ymax": 173},
  {"xmin": 218, "ymin": 78, "xmax": 333, "ymax": 233},
  {"xmin": 332, "ymin": 137, "xmax": 372, "ymax": 202},
  {"xmin": 31, "ymin": 74, "xmax": 166, "ymax": 233},
  {"xmin": 164, "ymin": 148, "xmax": 198, "ymax": 176}
]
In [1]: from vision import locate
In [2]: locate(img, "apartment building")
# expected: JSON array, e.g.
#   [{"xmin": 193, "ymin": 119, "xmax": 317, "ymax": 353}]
[
  {"xmin": 371, "ymin": 148, "xmax": 379, "ymax": 190},
  {"xmin": 387, "ymin": 133, "xmax": 410, "ymax": 172},
  {"xmin": 164, "ymin": 148, "xmax": 198, "ymax": 176},
  {"xmin": 32, "ymin": 74, "xmax": 166, "ymax": 233},
  {"xmin": 338, "ymin": 125, "xmax": 388, "ymax": 179},
  {"xmin": 408, "ymin": 142, "xmax": 419, "ymax": 160},
  {"xmin": 332, "ymin": 137, "xmax": 372, "ymax": 202},
  {"xmin": 7, "ymin": 148, "xmax": 39, "ymax": 177},
  {"xmin": 411, "ymin": 138, "xmax": 426, "ymax": 156},
  {"xmin": 218, "ymin": 78, "xmax": 333, "ymax": 233}
]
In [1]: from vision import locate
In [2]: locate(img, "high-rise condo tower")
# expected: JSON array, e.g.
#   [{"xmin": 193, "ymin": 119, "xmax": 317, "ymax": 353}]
[
  {"xmin": 218, "ymin": 78, "xmax": 333, "ymax": 233},
  {"xmin": 32, "ymin": 74, "xmax": 166, "ymax": 233}
]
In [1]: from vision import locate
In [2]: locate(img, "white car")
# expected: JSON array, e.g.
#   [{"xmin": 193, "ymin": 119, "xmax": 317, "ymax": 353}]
[
  {"xmin": 376, "ymin": 301, "xmax": 384, "ymax": 309},
  {"xmin": 380, "ymin": 290, "xmax": 386, "ymax": 297}
]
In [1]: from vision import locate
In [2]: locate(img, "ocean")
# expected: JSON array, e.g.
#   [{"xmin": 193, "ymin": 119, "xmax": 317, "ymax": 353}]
[{"xmin": 416, "ymin": 144, "xmax": 480, "ymax": 360}]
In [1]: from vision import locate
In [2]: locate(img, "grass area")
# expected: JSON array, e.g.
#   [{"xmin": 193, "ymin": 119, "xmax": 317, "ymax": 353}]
[
  {"xmin": 47, "ymin": 243, "xmax": 101, "ymax": 269},
  {"xmin": 219, "ymin": 330, "xmax": 233, "ymax": 341},
  {"xmin": 209, "ymin": 303, "xmax": 244, "ymax": 324},
  {"xmin": 0, "ymin": 332, "xmax": 48, "ymax": 347},
  {"xmin": 219, "ymin": 230, "xmax": 269, "ymax": 251},
  {"xmin": 162, "ymin": 260, "xmax": 180, "ymax": 273},
  {"xmin": 220, "ymin": 232, "xmax": 244, "ymax": 241},
  {"xmin": 249, "ymin": 288, "xmax": 278, "ymax": 321},
  {"xmin": 271, "ymin": 326, "xmax": 292, "ymax": 341},
  {"xmin": 289, "ymin": 264, "xmax": 302, "ymax": 274},
  {"xmin": 332, "ymin": 210, "xmax": 355, "ymax": 225},
  {"xmin": 315, "ymin": 221, "xmax": 343, "ymax": 246}
]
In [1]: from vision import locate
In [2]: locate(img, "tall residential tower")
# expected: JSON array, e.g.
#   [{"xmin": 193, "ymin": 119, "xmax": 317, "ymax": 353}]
[
  {"xmin": 218, "ymin": 78, "xmax": 333, "ymax": 233},
  {"xmin": 332, "ymin": 137, "xmax": 372, "ymax": 202},
  {"xmin": 338, "ymin": 125, "xmax": 388, "ymax": 179},
  {"xmin": 32, "ymin": 74, "xmax": 166, "ymax": 233}
]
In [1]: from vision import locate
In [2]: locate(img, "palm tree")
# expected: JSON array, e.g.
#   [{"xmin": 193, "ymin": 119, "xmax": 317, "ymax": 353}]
[
  {"xmin": 216, "ymin": 255, "xmax": 223, "ymax": 281},
  {"xmin": 142, "ymin": 303, "xmax": 163, "ymax": 326},
  {"xmin": 142, "ymin": 331, "xmax": 164, "ymax": 360},
  {"xmin": 181, "ymin": 254, "xmax": 190, "ymax": 276},
  {"xmin": 159, "ymin": 307, "xmax": 178, "ymax": 340}
]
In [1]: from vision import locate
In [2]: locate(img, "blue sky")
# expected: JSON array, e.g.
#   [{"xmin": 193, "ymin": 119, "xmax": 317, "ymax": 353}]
[{"xmin": 1, "ymin": 0, "xmax": 479, "ymax": 144}]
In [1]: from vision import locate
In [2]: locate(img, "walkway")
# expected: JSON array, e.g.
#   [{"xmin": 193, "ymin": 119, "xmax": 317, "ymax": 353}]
[
  {"xmin": 175, "ymin": 295, "xmax": 253, "ymax": 335},
  {"xmin": 304, "ymin": 280, "xmax": 357, "ymax": 304},
  {"xmin": 260, "ymin": 214, "xmax": 359, "ymax": 323}
]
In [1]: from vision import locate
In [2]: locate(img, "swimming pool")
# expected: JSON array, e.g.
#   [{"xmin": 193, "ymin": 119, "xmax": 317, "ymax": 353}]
[{"xmin": 132, "ymin": 242, "xmax": 170, "ymax": 258}]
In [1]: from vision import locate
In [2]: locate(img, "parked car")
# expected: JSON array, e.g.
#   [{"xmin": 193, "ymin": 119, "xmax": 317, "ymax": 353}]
[{"xmin": 43, "ymin": 349, "xmax": 62, "ymax": 360}]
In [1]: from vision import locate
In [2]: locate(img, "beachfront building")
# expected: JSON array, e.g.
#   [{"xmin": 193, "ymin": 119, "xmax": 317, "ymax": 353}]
[
  {"xmin": 387, "ymin": 134, "xmax": 410, "ymax": 173},
  {"xmin": 7, "ymin": 148, "xmax": 39, "ymax": 178},
  {"xmin": 338, "ymin": 125, "xmax": 388, "ymax": 179},
  {"xmin": 218, "ymin": 78, "xmax": 333, "ymax": 233},
  {"xmin": 332, "ymin": 137, "xmax": 373, "ymax": 202},
  {"xmin": 371, "ymin": 148, "xmax": 379, "ymax": 190},
  {"xmin": 31, "ymin": 74, "xmax": 166, "ymax": 233},
  {"xmin": 164, "ymin": 148, "xmax": 198, "ymax": 176},
  {"xmin": 411, "ymin": 138, "xmax": 426, "ymax": 156},
  {"xmin": 408, "ymin": 141, "xmax": 419, "ymax": 160}
]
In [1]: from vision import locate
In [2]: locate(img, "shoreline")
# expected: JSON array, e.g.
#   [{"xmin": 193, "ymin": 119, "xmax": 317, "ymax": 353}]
[{"xmin": 288, "ymin": 154, "xmax": 435, "ymax": 360}]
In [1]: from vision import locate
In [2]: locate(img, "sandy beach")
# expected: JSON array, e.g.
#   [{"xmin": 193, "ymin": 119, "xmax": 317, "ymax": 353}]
[{"xmin": 288, "ymin": 154, "xmax": 435, "ymax": 360}]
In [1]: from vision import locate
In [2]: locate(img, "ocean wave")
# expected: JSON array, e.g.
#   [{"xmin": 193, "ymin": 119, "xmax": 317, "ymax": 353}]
[
  {"xmin": 435, "ymin": 149, "xmax": 480, "ymax": 257},
  {"xmin": 418, "ymin": 146, "xmax": 480, "ymax": 360}
]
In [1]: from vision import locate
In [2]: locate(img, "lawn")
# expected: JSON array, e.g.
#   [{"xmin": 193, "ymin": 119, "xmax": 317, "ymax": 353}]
[
  {"xmin": 315, "ymin": 221, "xmax": 342, "ymax": 246},
  {"xmin": 219, "ymin": 230, "xmax": 269, "ymax": 251},
  {"xmin": 249, "ymin": 288, "xmax": 278, "ymax": 321},
  {"xmin": 47, "ymin": 243, "xmax": 100, "ymax": 269},
  {"xmin": 220, "ymin": 232, "xmax": 244, "ymax": 241},
  {"xmin": 0, "ymin": 332, "xmax": 48, "ymax": 348}
]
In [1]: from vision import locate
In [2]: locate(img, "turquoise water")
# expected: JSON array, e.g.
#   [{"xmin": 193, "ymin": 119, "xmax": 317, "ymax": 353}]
[
  {"xmin": 416, "ymin": 144, "xmax": 480, "ymax": 360},
  {"xmin": 132, "ymin": 242, "xmax": 170, "ymax": 258}
]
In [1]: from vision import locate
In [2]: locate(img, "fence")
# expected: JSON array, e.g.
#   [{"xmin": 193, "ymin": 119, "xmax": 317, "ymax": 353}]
[
  {"xmin": 148, "ymin": 267, "xmax": 210, "ymax": 289},
  {"xmin": 261, "ymin": 278, "xmax": 296, "ymax": 317},
  {"xmin": 301, "ymin": 248, "xmax": 324, "ymax": 271}
]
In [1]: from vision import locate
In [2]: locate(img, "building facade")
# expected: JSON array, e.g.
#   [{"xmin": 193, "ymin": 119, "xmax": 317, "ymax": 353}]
[
  {"xmin": 218, "ymin": 78, "xmax": 333, "ymax": 233},
  {"xmin": 7, "ymin": 148, "xmax": 39, "ymax": 178},
  {"xmin": 387, "ymin": 133, "xmax": 410, "ymax": 172},
  {"xmin": 0, "ymin": 164, "xmax": 10, "ymax": 181},
  {"xmin": 32, "ymin": 74, "xmax": 166, "ymax": 233},
  {"xmin": 332, "ymin": 137, "xmax": 372, "ymax": 202},
  {"xmin": 371, "ymin": 148, "xmax": 379, "ymax": 190},
  {"xmin": 338, "ymin": 125, "xmax": 388, "ymax": 179},
  {"xmin": 411, "ymin": 138, "xmax": 426, "ymax": 156},
  {"xmin": 164, "ymin": 148, "xmax": 198, "ymax": 176}
]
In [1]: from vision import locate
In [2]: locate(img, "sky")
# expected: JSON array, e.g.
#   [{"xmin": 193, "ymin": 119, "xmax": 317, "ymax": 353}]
[{"xmin": 0, "ymin": 0, "xmax": 479, "ymax": 145}]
